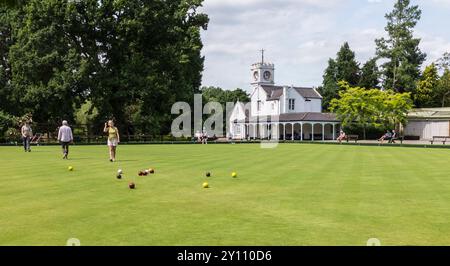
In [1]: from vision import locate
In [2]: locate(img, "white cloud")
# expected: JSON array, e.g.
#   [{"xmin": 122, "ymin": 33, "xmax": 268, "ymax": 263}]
[{"xmin": 200, "ymin": 0, "xmax": 450, "ymax": 90}]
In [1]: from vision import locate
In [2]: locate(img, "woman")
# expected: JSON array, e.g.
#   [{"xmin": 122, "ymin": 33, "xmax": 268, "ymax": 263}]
[
  {"xmin": 104, "ymin": 120, "xmax": 120, "ymax": 162},
  {"xmin": 378, "ymin": 130, "xmax": 392, "ymax": 143},
  {"xmin": 337, "ymin": 130, "xmax": 346, "ymax": 143}
]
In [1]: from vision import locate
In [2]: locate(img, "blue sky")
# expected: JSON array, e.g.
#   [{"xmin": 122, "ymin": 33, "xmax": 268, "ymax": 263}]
[{"xmin": 200, "ymin": 0, "xmax": 450, "ymax": 91}]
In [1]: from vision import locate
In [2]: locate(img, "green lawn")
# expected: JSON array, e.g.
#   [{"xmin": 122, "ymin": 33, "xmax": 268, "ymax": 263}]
[{"xmin": 1, "ymin": 143, "xmax": 450, "ymax": 246}]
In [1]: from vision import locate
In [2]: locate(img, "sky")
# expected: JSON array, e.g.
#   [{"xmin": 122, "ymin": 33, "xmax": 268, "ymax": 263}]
[{"xmin": 199, "ymin": 0, "xmax": 450, "ymax": 92}]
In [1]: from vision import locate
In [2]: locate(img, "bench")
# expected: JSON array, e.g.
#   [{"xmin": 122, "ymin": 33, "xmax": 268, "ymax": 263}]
[
  {"xmin": 430, "ymin": 136, "xmax": 450, "ymax": 145},
  {"xmin": 389, "ymin": 136, "xmax": 404, "ymax": 144},
  {"xmin": 346, "ymin": 135, "xmax": 359, "ymax": 143}
]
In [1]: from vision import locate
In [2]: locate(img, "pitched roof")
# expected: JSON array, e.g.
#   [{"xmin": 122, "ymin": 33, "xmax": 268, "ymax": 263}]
[
  {"xmin": 408, "ymin": 108, "xmax": 450, "ymax": 120},
  {"xmin": 260, "ymin": 85, "xmax": 322, "ymax": 100},
  {"xmin": 233, "ymin": 112, "xmax": 339, "ymax": 123}
]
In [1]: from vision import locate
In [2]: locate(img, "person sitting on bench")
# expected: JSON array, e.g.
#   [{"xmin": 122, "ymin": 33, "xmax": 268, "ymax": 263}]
[
  {"xmin": 389, "ymin": 129, "xmax": 397, "ymax": 144},
  {"xmin": 378, "ymin": 130, "xmax": 392, "ymax": 144},
  {"xmin": 337, "ymin": 130, "xmax": 346, "ymax": 143}
]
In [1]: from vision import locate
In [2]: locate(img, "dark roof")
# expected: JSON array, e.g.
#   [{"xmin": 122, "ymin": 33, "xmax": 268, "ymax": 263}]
[
  {"xmin": 279, "ymin": 112, "xmax": 338, "ymax": 122},
  {"xmin": 294, "ymin": 87, "xmax": 322, "ymax": 99},
  {"xmin": 261, "ymin": 85, "xmax": 322, "ymax": 100},
  {"xmin": 267, "ymin": 89, "xmax": 283, "ymax": 101},
  {"xmin": 233, "ymin": 112, "xmax": 339, "ymax": 123}
]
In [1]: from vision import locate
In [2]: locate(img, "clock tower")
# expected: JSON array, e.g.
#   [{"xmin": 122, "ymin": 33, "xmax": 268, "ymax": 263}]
[{"xmin": 251, "ymin": 49, "xmax": 275, "ymax": 86}]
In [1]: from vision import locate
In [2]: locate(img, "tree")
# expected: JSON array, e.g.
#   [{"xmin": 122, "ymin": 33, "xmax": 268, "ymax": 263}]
[
  {"xmin": 358, "ymin": 58, "xmax": 380, "ymax": 89},
  {"xmin": 330, "ymin": 82, "xmax": 413, "ymax": 139},
  {"xmin": 319, "ymin": 58, "xmax": 338, "ymax": 111},
  {"xmin": 437, "ymin": 69, "xmax": 450, "ymax": 107},
  {"xmin": 383, "ymin": 90, "xmax": 414, "ymax": 129},
  {"xmin": 320, "ymin": 42, "xmax": 360, "ymax": 110},
  {"xmin": 415, "ymin": 63, "xmax": 439, "ymax": 107},
  {"xmin": 435, "ymin": 52, "xmax": 450, "ymax": 107},
  {"xmin": 201, "ymin": 86, "xmax": 250, "ymax": 104},
  {"xmin": 9, "ymin": 0, "xmax": 86, "ymax": 125},
  {"xmin": 436, "ymin": 52, "xmax": 450, "ymax": 70},
  {"xmin": 2, "ymin": 0, "xmax": 209, "ymax": 136},
  {"xmin": 375, "ymin": 0, "xmax": 426, "ymax": 93}
]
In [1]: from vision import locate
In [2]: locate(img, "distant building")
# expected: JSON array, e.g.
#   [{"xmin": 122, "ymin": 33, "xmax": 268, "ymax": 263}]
[
  {"xmin": 229, "ymin": 56, "xmax": 340, "ymax": 141},
  {"xmin": 404, "ymin": 108, "xmax": 450, "ymax": 140}
]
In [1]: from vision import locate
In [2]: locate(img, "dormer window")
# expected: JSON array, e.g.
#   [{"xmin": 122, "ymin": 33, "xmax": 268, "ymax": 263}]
[
  {"xmin": 288, "ymin": 99, "xmax": 295, "ymax": 111},
  {"xmin": 257, "ymin": 100, "xmax": 262, "ymax": 112}
]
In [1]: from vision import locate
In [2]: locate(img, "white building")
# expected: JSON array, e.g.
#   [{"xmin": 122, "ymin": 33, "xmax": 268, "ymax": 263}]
[
  {"xmin": 404, "ymin": 108, "xmax": 450, "ymax": 140},
  {"xmin": 229, "ymin": 59, "xmax": 340, "ymax": 141}
]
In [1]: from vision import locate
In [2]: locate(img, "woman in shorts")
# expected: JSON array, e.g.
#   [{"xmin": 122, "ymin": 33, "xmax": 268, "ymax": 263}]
[{"xmin": 104, "ymin": 120, "xmax": 120, "ymax": 162}]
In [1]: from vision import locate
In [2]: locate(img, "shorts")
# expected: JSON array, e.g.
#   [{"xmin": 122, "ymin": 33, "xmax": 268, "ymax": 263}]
[{"xmin": 108, "ymin": 138, "xmax": 118, "ymax": 147}]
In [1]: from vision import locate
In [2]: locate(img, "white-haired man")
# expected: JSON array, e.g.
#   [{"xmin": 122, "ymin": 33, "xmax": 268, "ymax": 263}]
[{"xmin": 58, "ymin": 120, "xmax": 73, "ymax": 159}]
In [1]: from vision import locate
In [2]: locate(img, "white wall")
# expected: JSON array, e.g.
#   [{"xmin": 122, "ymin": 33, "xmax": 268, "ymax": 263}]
[
  {"xmin": 250, "ymin": 86, "xmax": 280, "ymax": 117},
  {"xmin": 404, "ymin": 120, "xmax": 450, "ymax": 140},
  {"xmin": 281, "ymin": 87, "xmax": 322, "ymax": 114},
  {"xmin": 229, "ymin": 103, "xmax": 247, "ymax": 139}
]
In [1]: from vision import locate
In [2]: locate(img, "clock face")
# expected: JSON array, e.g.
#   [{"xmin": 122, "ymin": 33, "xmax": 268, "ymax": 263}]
[
  {"xmin": 253, "ymin": 71, "xmax": 259, "ymax": 81},
  {"xmin": 263, "ymin": 71, "xmax": 271, "ymax": 81}
]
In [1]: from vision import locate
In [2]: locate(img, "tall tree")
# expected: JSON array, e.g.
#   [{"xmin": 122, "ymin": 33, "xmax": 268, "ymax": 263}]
[
  {"xmin": 415, "ymin": 63, "xmax": 439, "ymax": 108},
  {"xmin": 436, "ymin": 52, "xmax": 450, "ymax": 70},
  {"xmin": 358, "ymin": 58, "xmax": 380, "ymax": 89},
  {"xmin": 434, "ymin": 52, "xmax": 450, "ymax": 107},
  {"xmin": 4, "ymin": 0, "xmax": 209, "ymax": 136},
  {"xmin": 320, "ymin": 42, "xmax": 360, "ymax": 110},
  {"xmin": 375, "ymin": 0, "xmax": 426, "ymax": 93},
  {"xmin": 437, "ymin": 69, "xmax": 450, "ymax": 107},
  {"xmin": 335, "ymin": 42, "xmax": 360, "ymax": 86}
]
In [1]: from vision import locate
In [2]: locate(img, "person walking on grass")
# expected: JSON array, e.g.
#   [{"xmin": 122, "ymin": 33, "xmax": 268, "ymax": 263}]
[
  {"xmin": 21, "ymin": 121, "xmax": 32, "ymax": 152},
  {"xmin": 58, "ymin": 120, "xmax": 73, "ymax": 159},
  {"xmin": 104, "ymin": 120, "xmax": 120, "ymax": 162}
]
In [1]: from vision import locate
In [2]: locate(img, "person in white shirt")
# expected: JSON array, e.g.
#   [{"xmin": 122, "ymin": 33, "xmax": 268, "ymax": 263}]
[
  {"xmin": 21, "ymin": 122, "xmax": 32, "ymax": 152},
  {"xmin": 58, "ymin": 120, "xmax": 73, "ymax": 159}
]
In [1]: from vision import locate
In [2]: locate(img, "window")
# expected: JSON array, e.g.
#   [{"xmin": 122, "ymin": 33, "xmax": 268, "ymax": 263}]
[
  {"xmin": 288, "ymin": 99, "xmax": 295, "ymax": 111},
  {"xmin": 271, "ymin": 102, "xmax": 275, "ymax": 110},
  {"xmin": 257, "ymin": 100, "xmax": 262, "ymax": 112}
]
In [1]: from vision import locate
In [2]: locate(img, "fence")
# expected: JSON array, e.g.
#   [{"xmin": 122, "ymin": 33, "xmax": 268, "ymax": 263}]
[{"xmin": 0, "ymin": 122, "xmax": 194, "ymax": 144}]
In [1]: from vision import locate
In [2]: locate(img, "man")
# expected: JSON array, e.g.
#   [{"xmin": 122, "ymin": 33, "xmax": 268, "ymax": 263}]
[
  {"xmin": 58, "ymin": 120, "xmax": 73, "ymax": 159},
  {"xmin": 21, "ymin": 121, "xmax": 32, "ymax": 152}
]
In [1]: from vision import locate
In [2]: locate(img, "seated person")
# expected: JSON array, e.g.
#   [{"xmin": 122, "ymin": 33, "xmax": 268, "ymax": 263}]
[
  {"xmin": 389, "ymin": 129, "xmax": 397, "ymax": 143},
  {"xmin": 195, "ymin": 130, "xmax": 201, "ymax": 143},
  {"xmin": 379, "ymin": 130, "xmax": 392, "ymax": 143},
  {"xmin": 337, "ymin": 130, "xmax": 346, "ymax": 143}
]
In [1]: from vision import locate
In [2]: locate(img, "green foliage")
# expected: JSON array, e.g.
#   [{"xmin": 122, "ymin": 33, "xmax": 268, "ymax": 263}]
[
  {"xmin": 358, "ymin": 58, "xmax": 380, "ymax": 89},
  {"xmin": 0, "ymin": 110, "xmax": 15, "ymax": 136},
  {"xmin": 437, "ymin": 69, "xmax": 450, "ymax": 107},
  {"xmin": 415, "ymin": 63, "xmax": 439, "ymax": 107},
  {"xmin": 330, "ymin": 82, "xmax": 413, "ymax": 139},
  {"xmin": 201, "ymin": 86, "xmax": 250, "ymax": 104},
  {"xmin": 320, "ymin": 42, "xmax": 361, "ymax": 110},
  {"xmin": 375, "ymin": 0, "xmax": 426, "ymax": 93},
  {"xmin": 74, "ymin": 101, "xmax": 99, "ymax": 125},
  {"xmin": 0, "ymin": 0, "xmax": 209, "ymax": 135},
  {"xmin": 436, "ymin": 52, "xmax": 450, "ymax": 70}
]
